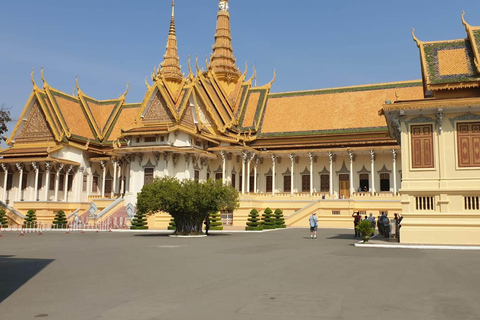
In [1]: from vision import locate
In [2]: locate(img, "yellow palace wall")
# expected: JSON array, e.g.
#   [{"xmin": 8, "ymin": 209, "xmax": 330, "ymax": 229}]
[{"xmin": 399, "ymin": 111, "xmax": 480, "ymax": 245}]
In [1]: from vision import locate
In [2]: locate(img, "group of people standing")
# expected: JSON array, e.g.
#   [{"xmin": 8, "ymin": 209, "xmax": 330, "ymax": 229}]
[{"xmin": 352, "ymin": 212, "xmax": 403, "ymax": 239}]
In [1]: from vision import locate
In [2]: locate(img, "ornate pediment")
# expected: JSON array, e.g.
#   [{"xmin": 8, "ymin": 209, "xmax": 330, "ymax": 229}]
[{"xmin": 16, "ymin": 101, "xmax": 55, "ymax": 142}]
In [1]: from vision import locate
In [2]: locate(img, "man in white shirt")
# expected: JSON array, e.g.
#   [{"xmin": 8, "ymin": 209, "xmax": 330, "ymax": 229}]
[{"xmin": 309, "ymin": 212, "xmax": 318, "ymax": 239}]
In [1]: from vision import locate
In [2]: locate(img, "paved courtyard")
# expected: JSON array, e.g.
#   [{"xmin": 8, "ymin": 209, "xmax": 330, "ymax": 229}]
[{"xmin": 0, "ymin": 228, "xmax": 479, "ymax": 320}]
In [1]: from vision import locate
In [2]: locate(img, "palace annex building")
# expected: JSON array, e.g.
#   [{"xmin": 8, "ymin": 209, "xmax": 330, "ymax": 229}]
[{"xmin": 2, "ymin": 1, "xmax": 480, "ymax": 245}]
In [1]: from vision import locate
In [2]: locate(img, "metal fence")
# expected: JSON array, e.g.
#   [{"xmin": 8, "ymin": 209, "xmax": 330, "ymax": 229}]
[{"xmin": 0, "ymin": 217, "xmax": 129, "ymax": 235}]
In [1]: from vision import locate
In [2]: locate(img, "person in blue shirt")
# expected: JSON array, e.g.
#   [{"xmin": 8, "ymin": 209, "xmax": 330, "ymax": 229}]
[{"xmin": 309, "ymin": 212, "xmax": 318, "ymax": 239}]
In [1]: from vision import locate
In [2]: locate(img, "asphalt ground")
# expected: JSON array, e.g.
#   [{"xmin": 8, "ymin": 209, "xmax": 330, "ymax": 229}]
[{"xmin": 0, "ymin": 228, "xmax": 479, "ymax": 320}]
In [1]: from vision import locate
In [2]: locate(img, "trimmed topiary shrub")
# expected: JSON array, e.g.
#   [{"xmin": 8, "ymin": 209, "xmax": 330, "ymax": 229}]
[
  {"xmin": 52, "ymin": 210, "xmax": 68, "ymax": 229},
  {"xmin": 246, "ymin": 209, "xmax": 263, "ymax": 231},
  {"xmin": 23, "ymin": 210, "xmax": 37, "ymax": 228},
  {"xmin": 168, "ymin": 217, "xmax": 176, "ymax": 230},
  {"xmin": 0, "ymin": 209, "xmax": 8, "ymax": 228},
  {"xmin": 261, "ymin": 207, "xmax": 276, "ymax": 229},
  {"xmin": 209, "ymin": 211, "xmax": 223, "ymax": 230},
  {"xmin": 130, "ymin": 211, "xmax": 148, "ymax": 230},
  {"xmin": 274, "ymin": 209, "xmax": 286, "ymax": 228}
]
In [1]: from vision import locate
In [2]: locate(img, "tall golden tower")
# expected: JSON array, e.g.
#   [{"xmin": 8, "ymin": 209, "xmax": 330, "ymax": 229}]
[
  {"xmin": 158, "ymin": 0, "xmax": 183, "ymax": 84},
  {"xmin": 210, "ymin": 0, "xmax": 241, "ymax": 83}
]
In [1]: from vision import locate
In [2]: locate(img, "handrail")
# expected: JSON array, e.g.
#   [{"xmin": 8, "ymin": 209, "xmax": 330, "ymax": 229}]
[
  {"xmin": 285, "ymin": 199, "xmax": 319, "ymax": 220},
  {"xmin": 95, "ymin": 196, "xmax": 124, "ymax": 219},
  {"xmin": 0, "ymin": 200, "xmax": 25, "ymax": 219},
  {"xmin": 67, "ymin": 208, "xmax": 81, "ymax": 220}
]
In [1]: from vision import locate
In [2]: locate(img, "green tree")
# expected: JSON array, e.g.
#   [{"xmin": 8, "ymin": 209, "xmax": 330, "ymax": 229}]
[
  {"xmin": 23, "ymin": 210, "xmax": 37, "ymax": 228},
  {"xmin": 261, "ymin": 207, "xmax": 276, "ymax": 229},
  {"xmin": 274, "ymin": 208, "xmax": 286, "ymax": 228},
  {"xmin": 52, "ymin": 210, "xmax": 68, "ymax": 229},
  {"xmin": 245, "ymin": 209, "xmax": 263, "ymax": 231},
  {"xmin": 168, "ymin": 217, "xmax": 176, "ymax": 230},
  {"xmin": 136, "ymin": 177, "xmax": 239, "ymax": 235},
  {"xmin": 0, "ymin": 209, "xmax": 8, "ymax": 228},
  {"xmin": 131, "ymin": 211, "xmax": 148, "ymax": 230},
  {"xmin": 209, "ymin": 212, "xmax": 223, "ymax": 230},
  {"xmin": 0, "ymin": 104, "xmax": 12, "ymax": 141}
]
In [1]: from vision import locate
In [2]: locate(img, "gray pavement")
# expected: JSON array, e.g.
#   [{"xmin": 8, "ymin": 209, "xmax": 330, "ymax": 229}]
[{"xmin": 0, "ymin": 228, "xmax": 479, "ymax": 320}]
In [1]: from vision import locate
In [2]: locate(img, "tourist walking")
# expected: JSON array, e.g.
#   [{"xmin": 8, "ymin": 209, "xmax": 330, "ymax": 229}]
[
  {"xmin": 352, "ymin": 212, "xmax": 361, "ymax": 238},
  {"xmin": 309, "ymin": 212, "xmax": 318, "ymax": 239},
  {"xmin": 368, "ymin": 213, "xmax": 376, "ymax": 236},
  {"xmin": 394, "ymin": 213, "xmax": 403, "ymax": 240},
  {"xmin": 383, "ymin": 213, "xmax": 390, "ymax": 238},
  {"xmin": 204, "ymin": 215, "xmax": 211, "ymax": 236}
]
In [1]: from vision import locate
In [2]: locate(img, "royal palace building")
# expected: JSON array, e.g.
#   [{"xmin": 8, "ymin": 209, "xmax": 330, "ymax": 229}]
[{"xmin": 1, "ymin": 1, "xmax": 480, "ymax": 245}]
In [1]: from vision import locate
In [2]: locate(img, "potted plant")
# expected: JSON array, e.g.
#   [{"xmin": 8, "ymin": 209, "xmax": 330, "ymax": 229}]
[{"xmin": 356, "ymin": 220, "xmax": 374, "ymax": 243}]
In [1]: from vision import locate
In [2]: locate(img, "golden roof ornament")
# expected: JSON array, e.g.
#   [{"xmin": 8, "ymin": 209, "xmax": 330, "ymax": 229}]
[
  {"xmin": 158, "ymin": 0, "xmax": 183, "ymax": 83},
  {"xmin": 210, "ymin": 0, "xmax": 241, "ymax": 83},
  {"xmin": 412, "ymin": 28, "xmax": 422, "ymax": 48}
]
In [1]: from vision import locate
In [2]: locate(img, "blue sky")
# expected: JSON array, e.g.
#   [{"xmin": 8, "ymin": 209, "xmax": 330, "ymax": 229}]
[{"xmin": 0, "ymin": 0, "xmax": 479, "ymax": 127}]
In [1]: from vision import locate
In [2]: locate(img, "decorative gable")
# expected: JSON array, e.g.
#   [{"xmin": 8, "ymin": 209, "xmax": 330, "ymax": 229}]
[
  {"xmin": 143, "ymin": 91, "xmax": 176, "ymax": 123},
  {"xmin": 16, "ymin": 101, "xmax": 55, "ymax": 143}
]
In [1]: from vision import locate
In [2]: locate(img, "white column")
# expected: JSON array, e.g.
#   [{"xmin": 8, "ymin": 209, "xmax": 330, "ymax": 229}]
[
  {"xmin": 254, "ymin": 157, "xmax": 258, "ymax": 194},
  {"xmin": 64, "ymin": 165, "xmax": 72, "ymax": 202},
  {"xmin": 247, "ymin": 154, "xmax": 253, "ymax": 193},
  {"xmin": 32, "ymin": 162, "xmax": 39, "ymax": 201},
  {"xmin": 113, "ymin": 159, "xmax": 118, "ymax": 195},
  {"xmin": 1, "ymin": 164, "xmax": 8, "ymax": 202},
  {"xmin": 309, "ymin": 153, "xmax": 314, "ymax": 196},
  {"xmin": 271, "ymin": 154, "xmax": 276, "ymax": 196},
  {"xmin": 100, "ymin": 161, "xmax": 106, "ymax": 198},
  {"xmin": 184, "ymin": 154, "xmax": 191, "ymax": 179},
  {"xmin": 349, "ymin": 151, "xmax": 355, "ymax": 195},
  {"xmin": 54, "ymin": 164, "xmax": 63, "ymax": 202},
  {"xmin": 392, "ymin": 150, "xmax": 397, "ymax": 195},
  {"xmin": 241, "ymin": 151, "xmax": 247, "ymax": 195},
  {"xmin": 289, "ymin": 153, "xmax": 294, "ymax": 196},
  {"xmin": 16, "ymin": 163, "xmax": 23, "ymax": 202},
  {"xmin": 370, "ymin": 150, "xmax": 375, "ymax": 195},
  {"xmin": 163, "ymin": 153, "xmax": 169, "ymax": 178},
  {"xmin": 120, "ymin": 162, "xmax": 125, "ymax": 195},
  {"xmin": 221, "ymin": 151, "xmax": 226, "ymax": 185},
  {"xmin": 44, "ymin": 162, "xmax": 51, "ymax": 201},
  {"xmin": 328, "ymin": 152, "xmax": 334, "ymax": 196}
]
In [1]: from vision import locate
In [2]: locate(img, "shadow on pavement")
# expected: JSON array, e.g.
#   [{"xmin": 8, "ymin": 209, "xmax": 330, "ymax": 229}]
[
  {"xmin": 0, "ymin": 255, "xmax": 54, "ymax": 303},
  {"xmin": 133, "ymin": 233, "xmax": 231, "ymax": 237},
  {"xmin": 327, "ymin": 233, "xmax": 356, "ymax": 240}
]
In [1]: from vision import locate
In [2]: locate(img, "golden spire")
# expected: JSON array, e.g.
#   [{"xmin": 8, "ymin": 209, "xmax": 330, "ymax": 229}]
[
  {"xmin": 158, "ymin": 0, "xmax": 183, "ymax": 83},
  {"xmin": 210, "ymin": 0, "xmax": 241, "ymax": 82}
]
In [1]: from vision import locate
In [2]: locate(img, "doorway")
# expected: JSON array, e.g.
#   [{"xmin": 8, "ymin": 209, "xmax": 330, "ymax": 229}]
[
  {"xmin": 339, "ymin": 174, "xmax": 350, "ymax": 199},
  {"xmin": 105, "ymin": 179, "xmax": 112, "ymax": 198}
]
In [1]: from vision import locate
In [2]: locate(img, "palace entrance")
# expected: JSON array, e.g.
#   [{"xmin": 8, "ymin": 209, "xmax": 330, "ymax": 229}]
[{"xmin": 339, "ymin": 174, "xmax": 350, "ymax": 199}]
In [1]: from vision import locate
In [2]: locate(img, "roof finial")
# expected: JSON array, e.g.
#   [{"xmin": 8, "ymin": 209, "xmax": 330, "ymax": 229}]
[
  {"xmin": 158, "ymin": 0, "xmax": 183, "ymax": 83},
  {"xmin": 195, "ymin": 54, "xmax": 201, "ymax": 73},
  {"xmin": 120, "ymin": 82, "xmax": 129, "ymax": 99},
  {"xmin": 75, "ymin": 75, "xmax": 82, "ymax": 96},
  {"xmin": 268, "ymin": 69, "xmax": 277, "ymax": 87},
  {"xmin": 31, "ymin": 68, "xmax": 36, "ymax": 86},
  {"xmin": 188, "ymin": 55, "xmax": 195, "ymax": 80},
  {"xmin": 145, "ymin": 76, "xmax": 151, "ymax": 90},
  {"xmin": 462, "ymin": 11, "xmax": 471, "ymax": 31},
  {"xmin": 412, "ymin": 28, "xmax": 422, "ymax": 48}
]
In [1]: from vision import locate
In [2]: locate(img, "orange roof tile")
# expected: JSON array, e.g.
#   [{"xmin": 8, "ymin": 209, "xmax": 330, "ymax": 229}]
[
  {"xmin": 241, "ymin": 91, "xmax": 260, "ymax": 128},
  {"xmin": 261, "ymin": 81, "xmax": 424, "ymax": 136},
  {"xmin": 51, "ymin": 92, "xmax": 96, "ymax": 140},
  {"xmin": 108, "ymin": 104, "xmax": 141, "ymax": 141}
]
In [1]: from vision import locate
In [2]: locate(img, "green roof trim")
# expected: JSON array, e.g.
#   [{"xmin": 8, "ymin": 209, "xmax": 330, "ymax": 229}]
[
  {"xmin": 258, "ymin": 126, "xmax": 388, "ymax": 138},
  {"xmin": 423, "ymin": 39, "xmax": 480, "ymax": 84},
  {"xmin": 235, "ymin": 85, "xmax": 249, "ymax": 118},
  {"xmin": 239, "ymin": 88, "xmax": 268, "ymax": 130},
  {"xmin": 268, "ymin": 81, "xmax": 422, "ymax": 99},
  {"xmin": 50, "ymin": 91, "xmax": 100, "ymax": 143}
]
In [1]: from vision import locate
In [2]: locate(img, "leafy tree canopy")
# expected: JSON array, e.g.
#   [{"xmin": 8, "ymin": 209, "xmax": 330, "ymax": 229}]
[
  {"xmin": 136, "ymin": 177, "xmax": 239, "ymax": 235},
  {"xmin": 0, "ymin": 104, "xmax": 12, "ymax": 141}
]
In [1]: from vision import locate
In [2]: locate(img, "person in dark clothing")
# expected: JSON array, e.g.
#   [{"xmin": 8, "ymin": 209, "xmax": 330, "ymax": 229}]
[
  {"xmin": 204, "ymin": 215, "xmax": 211, "ymax": 235},
  {"xmin": 394, "ymin": 213, "xmax": 403, "ymax": 240},
  {"xmin": 352, "ymin": 212, "xmax": 361, "ymax": 238}
]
